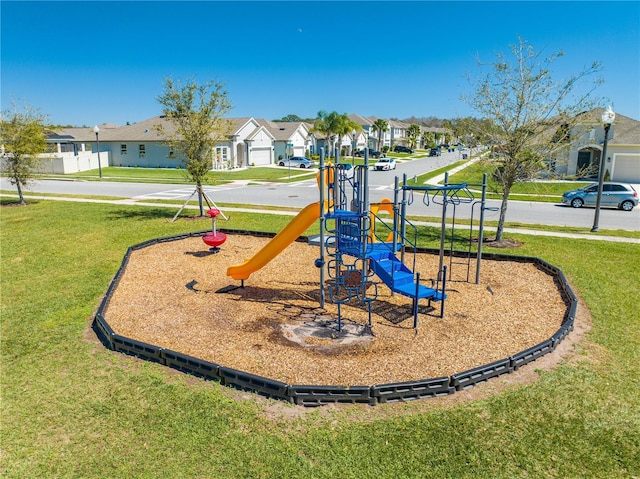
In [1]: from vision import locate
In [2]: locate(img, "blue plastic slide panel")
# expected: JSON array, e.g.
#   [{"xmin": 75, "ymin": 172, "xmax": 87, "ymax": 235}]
[
  {"xmin": 218, "ymin": 366, "xmax": 291, "ymax": 401},
  {"xmin": 288, "ymin": 385, "xmax": 374, "ymax": 406},
  {"xmin": 510, "ymin": 339, "xmax": 555, "ymax": 370},
  {"xmin": 451, "ymin": 358, "xmax": 513, "ymax": 391},
  {"xmin": 372, "ymin": 377, "xmax": 454, "ymax": 403},
  {"xmin": 111, "ymin": 334, "xmax": 164, "ymax": 364},
  {"xmin": 161, "ymin": 349, "xmax": 220, "ymax": 381}
]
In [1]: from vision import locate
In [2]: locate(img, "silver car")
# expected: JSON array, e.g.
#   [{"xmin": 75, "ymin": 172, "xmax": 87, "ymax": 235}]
[
  {"xmin": 562, "ymin": 182, "xmax": 638, "ymax": 211},
  {"xmin": 278, "ymin": 156, "xmax": 314, "ymax": 168}
]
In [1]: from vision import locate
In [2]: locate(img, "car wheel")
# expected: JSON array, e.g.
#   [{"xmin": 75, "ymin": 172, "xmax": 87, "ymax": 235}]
[
  {"xmin": 299, "ymin": 164, "xmax": 306, "ymax": 168},
  {"xmin": 620, "ymin": 200, "xmax": 634, "ymax": 211},
  {"xmin": 278, "ymin": 162, "xmax": 285, "ymax": 167},
  {"xmin": 571, "ymin": 198, "xmax": 584, "ymax": 208}
]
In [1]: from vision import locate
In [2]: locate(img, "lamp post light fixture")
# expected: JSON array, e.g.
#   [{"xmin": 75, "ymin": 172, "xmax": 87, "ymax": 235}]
[
  {"xmin": 591, "ymin": 106, "xmax": 616, "ymax": 232},
  {"xmin": 93, "ymin": 125, "xmax": 103, "ymax": 179}
]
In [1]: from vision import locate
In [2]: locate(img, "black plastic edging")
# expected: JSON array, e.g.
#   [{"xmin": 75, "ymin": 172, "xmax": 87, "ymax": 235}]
[
  {"xmin": 218, "ymin": 366, "xmax": 291, "ymax": 401},
  {"xmin": 111, "ymin": 334, "xmax": 164, "ymax": 364},
  {"xmin": 94, "ymin": 229, "xmax": 579, "ymax": 406},
  {"xmin": 130, "ymin": 239, "xmax": 159, "ymax": 251},
  {"xmin": 372, "ymin": 377, "xmax": 454, "ymax": 403},
  {"xmin": 451, "ymin": 357, "xmax": 513, "ymax": 390},
  {"xmin": 510, "ymin": 339, "xmax": 555, "ymax": 370},
  {"xmin": 92, "ymin": 315, "xmax": 114, "ymax": 350},
  {"xmin": 288, "ymin": 385, "xmax": 374, "ymax": 406},
  {"xmin": 161, "ymin": 349, "xmax": 220, "ymax": 381}
]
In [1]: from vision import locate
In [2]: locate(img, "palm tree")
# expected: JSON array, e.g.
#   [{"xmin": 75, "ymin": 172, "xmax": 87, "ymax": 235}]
[
  {"xmin": 313, "ymin": 111, "xmax": 359, "ymax": 157},
  {"xmin": 407, "ymin": 124, "xmax": 421, "ymax": 149},
  {"xmin": 371, "ymin": 118, "xmax": 389, "ymax": 152}
]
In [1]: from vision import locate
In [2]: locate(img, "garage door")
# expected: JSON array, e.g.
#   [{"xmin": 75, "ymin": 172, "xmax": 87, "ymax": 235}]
[
  {"xmin": 612, "ymin": 155, "xmax": 640, "ymax": 183},
  {"xmin": 251, "ymin": 148, "xmax": 271, "ymax": 166}
]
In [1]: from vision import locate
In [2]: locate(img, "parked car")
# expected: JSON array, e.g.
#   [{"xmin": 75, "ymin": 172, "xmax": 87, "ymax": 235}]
[
  {"xmin": 393, "ymin": 145, "xmax": 414, "ymax": 154},
  {"xmin": 373, "ymin": 158, "xmax": 396, "ymax": 171},
  {"xmin": 429, "ymin": 147, "xmax": 441, "ymax": 157},
  {"xmin": 355, "ymin": 148, "xmax": 383, "ymax": 158},
  {"xmin": 278, "ymin": 156, "xmax": 315, "ymax": 168},
  {"xmin": 561, "ymin": 182, "xmax": 638, "ymax": 211}
]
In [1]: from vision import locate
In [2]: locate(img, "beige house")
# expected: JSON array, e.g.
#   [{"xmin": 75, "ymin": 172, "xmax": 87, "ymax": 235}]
[{"xmin": 562, "ymin": 109, "xmax": 640, "ymax": 183}]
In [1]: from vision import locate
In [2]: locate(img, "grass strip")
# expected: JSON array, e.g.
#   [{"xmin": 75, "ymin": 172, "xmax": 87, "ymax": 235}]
[{"xmin": 1, "ymin": 200, "xmax": 639, "ymax": 478}]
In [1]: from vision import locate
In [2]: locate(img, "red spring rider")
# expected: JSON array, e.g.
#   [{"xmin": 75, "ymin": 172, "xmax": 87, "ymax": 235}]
[{"xmin": 202, "ymin": 208, "xmax": 227, "ymax": 253}]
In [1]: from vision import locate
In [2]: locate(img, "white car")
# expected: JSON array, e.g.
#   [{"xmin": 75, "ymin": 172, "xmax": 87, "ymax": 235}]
[{"xmin": 373, "ymin": 158, "xmax": 396, "ymax": 171}]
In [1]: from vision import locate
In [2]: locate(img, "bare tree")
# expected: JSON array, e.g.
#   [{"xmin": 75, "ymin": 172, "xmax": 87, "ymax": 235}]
[
  {"xmin": 156, "ymin": 77, "xmax": 232, "ymax": 216},
  {"xmin": 0, "ymin": 101, "xmax": 49, "ymax": 205},
  {"xmin": 462, "ymin": 37, "xmax": 603, "ymax": 241}
]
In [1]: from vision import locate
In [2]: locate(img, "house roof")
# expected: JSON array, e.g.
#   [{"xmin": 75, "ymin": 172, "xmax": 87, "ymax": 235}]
[
  {"xmin": 246, "ymin": 124, "xmax": 275, "ymax": 141},
  {"xmin": 53, "ymin": 116, "xmax": 254, "ymax": 143},
  {"xmin": 349, "ymin": 114, "xmax": 374, "ymax": 127},
  {"xmin": 576, "ymin": 109, "xmax": 640, "ymax": 145},
  {"xmin": 256, "ymin": 119, "xmax": 308, "ymax": 141}
]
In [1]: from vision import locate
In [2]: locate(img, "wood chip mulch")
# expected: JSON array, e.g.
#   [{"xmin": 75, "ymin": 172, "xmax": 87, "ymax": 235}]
[{"xmin": 103, "ymin": 234, "xmax": 568, "ymax": 386}]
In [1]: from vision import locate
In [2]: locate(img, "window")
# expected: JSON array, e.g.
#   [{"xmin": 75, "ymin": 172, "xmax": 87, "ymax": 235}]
[
  {"xmin": 139, "ymin": 144, "xmax": 146, "ymax": 158},
  {"xmin": 168, "ymin": 147, "xmax": 175, "ymax": 158},
  {"xmin": 121, "ymin": 144, "xmax": 127, "ymax": 155},
  {"xmin": 215, "ymin": 146, "xmax": 228, "ymax": 162}
]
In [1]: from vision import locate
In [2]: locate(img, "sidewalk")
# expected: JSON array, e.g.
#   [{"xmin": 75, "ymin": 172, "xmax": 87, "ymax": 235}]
[{"xmin": 3, "ymin": 193, "xmax": 638, "ymax": 244}]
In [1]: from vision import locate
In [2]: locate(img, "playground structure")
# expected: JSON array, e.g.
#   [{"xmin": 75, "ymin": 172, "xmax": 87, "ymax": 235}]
[
  {"xmin": 92, "ymin": 148, "xmax": 578, "ymax": 406},
  {"xmin": 227, "ymin": 149, "xmax": 495, "ymax": 330},
  {"xmin": 202, "ymin": 207, "xmax": 226, "ymax": 253}
]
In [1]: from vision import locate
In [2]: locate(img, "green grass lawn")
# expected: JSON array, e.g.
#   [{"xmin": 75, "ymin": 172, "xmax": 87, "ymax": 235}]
[
  {"xmin": 49, "ymin": 165, "xmax": 319, "ymax": 184},
  {"xmin": 447, "ymin": 159, "xmax": 591, "ymax": 202},
  {"xmin": 1, "ymin": 199, "xmax": 639, "ymax": 478}
]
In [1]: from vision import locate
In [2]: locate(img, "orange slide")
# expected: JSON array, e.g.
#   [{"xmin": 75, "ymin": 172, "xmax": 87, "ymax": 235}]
[{"xmin": 226, "ymin": 202, "xmax": 321, "ymax": 281}]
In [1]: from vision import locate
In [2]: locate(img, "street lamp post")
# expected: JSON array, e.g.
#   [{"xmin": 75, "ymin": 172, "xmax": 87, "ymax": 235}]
[
  {"xmin": 591, "ymin": 107, "xmax": 616, "ymax": 232},
  {"xmin": 351, "ymin": 129, "xmax": 357, "ymax": 166},
  {"xmin": 93, "ymin": 125, "xmax": 103, "ymax": 179}
]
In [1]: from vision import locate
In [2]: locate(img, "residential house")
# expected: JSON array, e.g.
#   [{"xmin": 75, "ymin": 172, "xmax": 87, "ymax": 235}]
[
  {"xmin": 46, "ymin": 116, "xmax": 278, "ymax": 172},
  {"xmin": 38, "ymin": 109, "xmax": 637, "ymax": 182},
  {"xmin": 257, "ymin": 120, "xmax": 311, "ymax": 162},
  {"xmin": 557, "ymin": 109, "xmax": 640, "ymax": 183}
]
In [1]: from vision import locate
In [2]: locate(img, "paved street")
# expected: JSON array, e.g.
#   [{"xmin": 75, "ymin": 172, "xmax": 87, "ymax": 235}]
[{"xmin": 2, "ymin": 150, "xmax": 639, "ymax": 232}]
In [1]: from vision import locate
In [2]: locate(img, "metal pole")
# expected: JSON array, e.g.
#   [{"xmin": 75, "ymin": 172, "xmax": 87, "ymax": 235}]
[
  {"xmin": 319, "ymin": 148, "xmax": 325, "ymax": 308},
  {"xmin": 438, "ymin": 173, "xmax": 449, "ymax": 280},
  {"xmin": 475, "ymin": 173, "xmax": 487, "ymax": 284},
  {"xmin": 95, "ymin": 131, "xmax": 102, "ymax": 179},
  {"xmin": 591, "ymin": 123, "xmax": 611, "ymax": 232}
]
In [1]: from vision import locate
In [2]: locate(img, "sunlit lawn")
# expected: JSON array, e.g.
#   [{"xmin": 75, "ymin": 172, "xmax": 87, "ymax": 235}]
[
  {"xmin": 447, "ymin": 159, "xmax": 591, "ymax": 198},
  {"xmin": 66, "ymin": 165, "xmax": 318, "ymax": 183},
  {"xmin": 1, "ymin": 198, "xmax": 638, "ymax": 478}
]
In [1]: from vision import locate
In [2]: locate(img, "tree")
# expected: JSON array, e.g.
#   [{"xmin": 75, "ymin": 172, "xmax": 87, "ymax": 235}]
[
  {"xmin": 156, "ymin": 77, "xmax": 232, "ymax": 216},
  {"xmin": 371, "ymin": 118, "xmax": 389, "ymax": 152},
  {"xmin": 462, "ymin": 37, "xmax": 602, "ymax": 241},
  {"xmin": 0, "ymin": 101, "xmax": 49, "ymax": 205},
  {"xmin": 421, "ymin": 131, "xmax": 435, "ymax": 148},
  {"xmin": 312, "ymin": 111, "xmax": 358, "ymax": 157},
  {"xmin": 406, "ymin": 124, "xmax": 421, "ymax": 149}
]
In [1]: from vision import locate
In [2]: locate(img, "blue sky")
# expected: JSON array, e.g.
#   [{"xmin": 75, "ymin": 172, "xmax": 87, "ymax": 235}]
[{"xmin": 2, "ymin": 1, "xmax": 639, "ymax": 126}]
